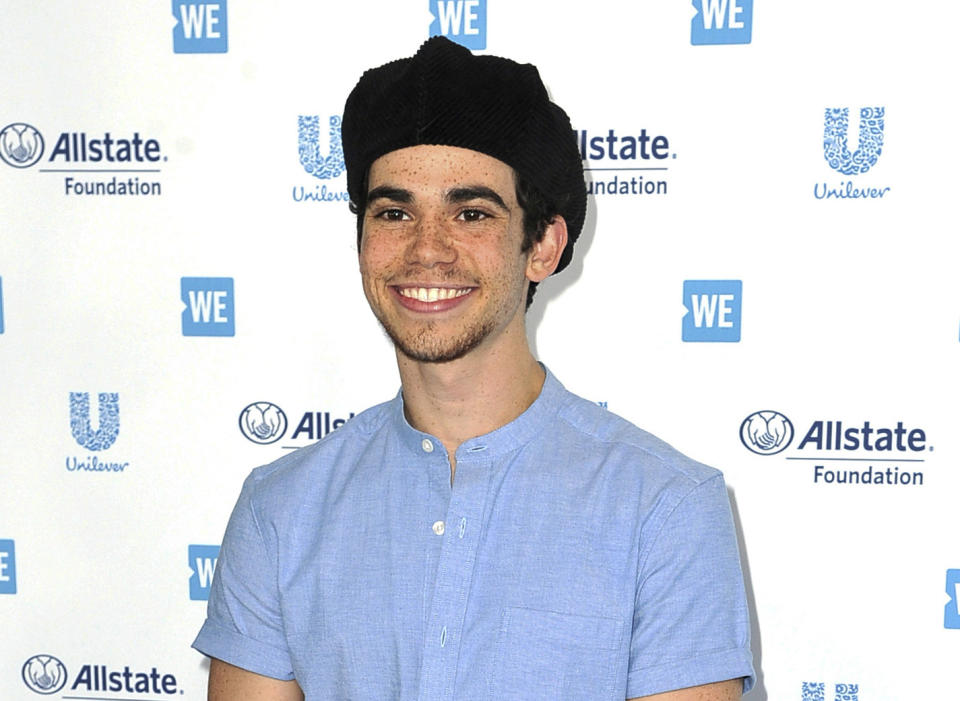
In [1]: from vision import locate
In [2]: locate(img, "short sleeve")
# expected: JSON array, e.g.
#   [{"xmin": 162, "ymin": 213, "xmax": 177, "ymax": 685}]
[
  {"xmin": 626, "ymin": 473, "xmax": 755, "ymax": 698},
  {"xmin": 192, "ymin": 471, "xmax": 295, "ymax": 680}
]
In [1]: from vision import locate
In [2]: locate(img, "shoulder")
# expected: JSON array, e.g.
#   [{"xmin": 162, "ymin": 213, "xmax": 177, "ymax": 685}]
[
  {"xmin": 238, "ymin": 397, "xmax": 396, "ymax": 511},
  {"xmin": 551, "ymin": 386, "xmax": 722, "ymax": 491}
]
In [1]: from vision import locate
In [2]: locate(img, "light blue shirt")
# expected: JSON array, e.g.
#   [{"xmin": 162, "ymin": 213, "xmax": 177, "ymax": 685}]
[{"xmin": 193, "ymin": 369, "xmax": 755, "ymax": 699}]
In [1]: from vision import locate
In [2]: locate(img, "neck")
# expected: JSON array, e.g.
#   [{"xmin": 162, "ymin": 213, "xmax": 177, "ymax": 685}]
[{"xmin": 397, "ymin": 327, "xmax": 545, "ymax": 477}]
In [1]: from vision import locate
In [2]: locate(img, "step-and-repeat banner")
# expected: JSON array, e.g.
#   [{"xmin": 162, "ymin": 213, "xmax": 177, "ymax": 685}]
[{"xmin": 2, "ymin": 2, "xmax": 958, "ymax": 699}]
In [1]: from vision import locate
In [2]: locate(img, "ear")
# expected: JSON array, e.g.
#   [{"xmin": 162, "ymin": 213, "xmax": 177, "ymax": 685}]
[{"xmin": 526, "ymin": 216, "xmax": 568, "ymax": 283}]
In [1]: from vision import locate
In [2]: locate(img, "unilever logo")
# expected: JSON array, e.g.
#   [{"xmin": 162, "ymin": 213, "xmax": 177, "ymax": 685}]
[
  {"xmin": 70, "ymin": 392, "xmax": 119, "ymax": 451},
  {"xmin": 816, "ymin": 106, "xmax": 890, "ymax": 200},
  {"xmin": 22, "ymin": 655, "xmax": 68, "ymax": 695},
  {"xmin": 293, "ymin": 115, "xmax": 348, "ymax": 203},
  {"xmin": 67, "ymin": 393, "xmax": 128, "ymax": 472},
  {"xmin": 823, "ymin": 107, "xmax": 884, "ymax": 175},
  {"xmin": 239, "ymin": 402, "xmax": 288, "ymax": 444},
  {"xmin": 740, "ymin": 410, "xmax": 794, "ymax": 455},
  {"xmin": 298, "ymin": 115, "xmax": 344, "ymax": 180},
  {"xmin": 0, "ymin": 123, "xmax": 45, "ymax": 168}
]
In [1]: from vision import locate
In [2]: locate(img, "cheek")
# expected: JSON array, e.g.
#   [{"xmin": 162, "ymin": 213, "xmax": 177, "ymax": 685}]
[{"xmin": 359, "ymin": 235, "xmax": 396, "ymax": 276}]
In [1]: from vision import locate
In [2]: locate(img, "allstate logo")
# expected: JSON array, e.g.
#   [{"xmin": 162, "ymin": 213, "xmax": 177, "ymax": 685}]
[
  {"xmin": 740, "ymin": 410, "xmax": 794, "ymax": 455},
  {"xmin": 22, "ymin": 655, "xmax": 67, "ymax": 695},
  {"xmin": 1, "ymin": 123, "xmax": 45, "ymax": 168},
  {"xmin": 70, "ymin": 392, "xmax": 119, "ymax": 451},
  {"xmin": 239, "ymin": 402, "xmax": 288, "ymax": 444},
  {"xmin": 823, "ymin": 107, "xmax": 884, "ymax": 175}
]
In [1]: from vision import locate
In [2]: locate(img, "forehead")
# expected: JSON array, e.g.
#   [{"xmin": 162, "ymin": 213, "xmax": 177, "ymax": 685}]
[{"xmin": 367, "ymin": 145, "xmax": 515, "ymax": 196}]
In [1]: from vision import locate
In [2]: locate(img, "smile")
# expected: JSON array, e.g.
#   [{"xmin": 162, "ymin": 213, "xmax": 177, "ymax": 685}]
[{"xmin": 396, "ymin": 287, "xmax": 473, "ymax": 302}]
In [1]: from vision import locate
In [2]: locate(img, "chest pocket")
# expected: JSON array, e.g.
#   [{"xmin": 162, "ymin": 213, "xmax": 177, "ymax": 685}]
[{"xmin": 490, "ymin": 606, "xmax": 623, "ymax": 701}]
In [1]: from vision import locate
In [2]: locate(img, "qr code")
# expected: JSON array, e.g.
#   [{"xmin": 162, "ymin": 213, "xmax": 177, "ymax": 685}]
[{"xmin": 802, "ymin": 682, "xmax": 825, "ymax": 701}]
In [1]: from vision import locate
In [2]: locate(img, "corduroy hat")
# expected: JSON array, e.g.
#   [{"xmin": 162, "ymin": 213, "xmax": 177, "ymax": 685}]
[{"xmin": 342, "ymin": 36, "xmax": 586, "ymax": 275}]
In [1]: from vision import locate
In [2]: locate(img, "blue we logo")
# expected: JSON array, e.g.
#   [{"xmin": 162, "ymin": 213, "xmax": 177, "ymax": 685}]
[
  {"xmin": 429, "ymin": 0, "xmax": 486, "ymax": 50},
  {"xmin": 946, "ymin": 569, "xmax": 960, "ymax": 629},
  {"xmin": 691, "ymin": 0, "xmax": 753, "ymax": 45},
  {"xmin": 172, "ymin": 1, "xmax": 228, "ymax": 53},
  {"xmin": 181, "ymin": 277, "xmax": 235, "ymax": 336},
  {"xmin": 682, "ymin": 280, "xmax": 742, "ymax": 342},
  {"xmin": 189, "ymin": 545, "xmax": 220, "ymax": 600},
  {"xmin": 0, "ymin": 539, "xmax": 16, "ymax": 595}
]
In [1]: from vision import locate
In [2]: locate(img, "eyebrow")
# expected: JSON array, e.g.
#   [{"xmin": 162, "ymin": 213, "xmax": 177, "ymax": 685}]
[
  {"xmin": 366, "ymin": 185, "xmax": 413, "ymax": 206},
  {"xmin": 445, "ymin": 186, "xmax": 508, "ymax": 211},
  {"xmin": 365, "ymin": 184, "xmax": 510, "ymax": 212}
]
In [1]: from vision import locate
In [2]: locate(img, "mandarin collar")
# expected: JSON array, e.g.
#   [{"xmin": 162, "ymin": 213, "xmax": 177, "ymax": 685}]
[{"xmin": 391, "ymin": 364, "xmax": 567, "ymax": 460}]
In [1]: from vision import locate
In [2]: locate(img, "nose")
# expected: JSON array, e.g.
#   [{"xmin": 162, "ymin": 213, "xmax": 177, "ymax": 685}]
[{"xmin": 405, "ymin": 215, "xmax": 457, "ymax": 268}]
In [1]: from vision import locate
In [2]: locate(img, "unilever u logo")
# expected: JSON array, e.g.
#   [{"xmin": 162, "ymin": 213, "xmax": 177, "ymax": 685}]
[
  {"xmin": 70, "ymin": 392, "xmax": 119, "ymax": 451},
  {"xmin": 823, "ymin": 107, "xmax": 884, "ymax": 175},
  {"xmin": 298, "ymin": 115, "xmax": 344, "ymax": 180}
]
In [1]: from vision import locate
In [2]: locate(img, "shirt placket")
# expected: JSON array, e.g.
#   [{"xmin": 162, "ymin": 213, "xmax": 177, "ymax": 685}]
[{"xmin": 417, "ymin": 445, "xmax": 492, "ymax": 701}]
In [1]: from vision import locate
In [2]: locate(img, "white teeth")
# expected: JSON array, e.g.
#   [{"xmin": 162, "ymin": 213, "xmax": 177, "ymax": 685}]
[{"xmin": 399, "ymin": 287, "xmax": 470, "ymax": 302}]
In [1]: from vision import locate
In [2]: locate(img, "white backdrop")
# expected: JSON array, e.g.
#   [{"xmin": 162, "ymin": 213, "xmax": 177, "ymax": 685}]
[{"xmin": 2, "ymin": 2, "xmax": 959, "ymax": 699}]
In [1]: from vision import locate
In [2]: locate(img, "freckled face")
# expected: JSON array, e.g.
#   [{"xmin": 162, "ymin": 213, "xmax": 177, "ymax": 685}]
[{"xmin": 359, "ymin": 145, "xmax": 531, "ymax": 364}]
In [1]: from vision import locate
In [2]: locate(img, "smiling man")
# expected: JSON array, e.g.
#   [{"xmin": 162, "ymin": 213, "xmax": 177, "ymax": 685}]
[{"xmin": 193, "ymin": 37, "xmax": 756, "ymax": 700}]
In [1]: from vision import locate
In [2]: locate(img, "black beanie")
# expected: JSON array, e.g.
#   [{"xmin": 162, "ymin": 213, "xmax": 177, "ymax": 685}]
[{"xmin": 342, "ymin": 36, "xmax": 586, "ymax": 275}]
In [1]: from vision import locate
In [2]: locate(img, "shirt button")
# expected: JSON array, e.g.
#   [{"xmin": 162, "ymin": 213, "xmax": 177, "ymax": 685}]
[
  {"xmin": 421, "ymin": 438, "xmax": 434, "ymax": 453},
  {"xmin": 432, "ymin": 520, "xmax": 445, "ymax": 536}
]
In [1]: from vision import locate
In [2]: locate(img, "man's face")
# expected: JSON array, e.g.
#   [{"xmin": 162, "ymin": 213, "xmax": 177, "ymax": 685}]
[{"xmin": 359, "ymin": 144, "xmax": 532, "ymax": 364}]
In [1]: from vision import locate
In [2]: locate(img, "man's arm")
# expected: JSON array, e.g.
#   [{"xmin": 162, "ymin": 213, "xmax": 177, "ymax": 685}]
[
  {"xmin": 208, "ymin": 658, "xmax": 303, "ymax": 701},
  {"xmin": 628, "ymin": 678, "xmax": 743, "ymax": 701}
]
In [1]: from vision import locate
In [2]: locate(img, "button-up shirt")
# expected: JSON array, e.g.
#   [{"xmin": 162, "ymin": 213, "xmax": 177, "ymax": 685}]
[{"xmin": 193, "ymin": 369, "xmax": 755, "ymax": 699}]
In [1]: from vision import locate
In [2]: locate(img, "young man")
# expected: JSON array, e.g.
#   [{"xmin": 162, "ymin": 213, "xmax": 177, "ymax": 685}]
[{"xmin": 193, "ymin": 37, "xmax": 756, "ymax": 700}]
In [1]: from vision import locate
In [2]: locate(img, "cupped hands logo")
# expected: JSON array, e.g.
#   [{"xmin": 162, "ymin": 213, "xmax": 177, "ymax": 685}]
[
  {"xmin": 740, "ymin": 410, "xmax": 794, "ymax": 455},
  {"xmin": 0, "ymin": 123, "xmax": 45, "ymax": 168},
  {"xmin": 239, "ymin": 402, "xmax": 288, "ymax": 444},
  {"xmin": 22, "ymin": 655, "xmax": 67, "ymax": 695}
]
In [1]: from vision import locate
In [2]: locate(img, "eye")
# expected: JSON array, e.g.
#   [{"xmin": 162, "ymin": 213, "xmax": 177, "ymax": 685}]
[
  {"xmin": 374, "ymin": 208, "xmax": 410, "ymax": 222},
  {"xmin": 457, "ymin": 208, "xmax": 490, "ymax": 222}
]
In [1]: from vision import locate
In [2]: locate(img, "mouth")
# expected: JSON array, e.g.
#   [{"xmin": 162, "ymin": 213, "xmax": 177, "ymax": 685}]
[
  {"xmin": 390, "ymin": 285, "xmax": 476, "ymax": 311},
  {"xmin": 396, "ymin": 286, "xmax": 473, "ymax": 302}
]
